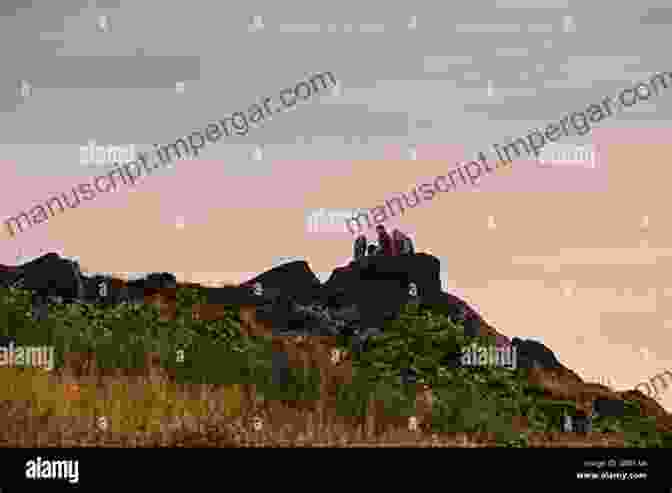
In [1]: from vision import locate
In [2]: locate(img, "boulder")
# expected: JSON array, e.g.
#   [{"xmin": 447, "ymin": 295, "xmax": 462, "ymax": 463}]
[
  {"xmin": 358, "ymin": 253, "xmax": 442, "ymax": 299},
  {"xmin": 253, "ymin": 296, "xmax": 342, "ymax": 337},
  {"xmin": 21, "ymin": 253, "xmax": 82, "ymax": 301},
  {"xmin": 105, "ymin": 277, "xmax": 130, "ymax": 305},
  {"xmin": 0, "ymin": 335, "xmax": 16, "ymax": 347},
  {"xmin": 593, "ymin": 397, "xmax": 625, "ymax": 418},
  {"xmin": 241, "ymin": 260, "xmax": 323, "ymax": 306},
  {"xmin": 322, "ymin": 263, "xmax": 358, "ymax": 297},
  {"xmin": 80, "ymin": 275, "xmax": 107, "ymax": 303},
  {"xmin": 108, "ymin": 273, "xmax": 180, "ymax": 314},
  {"xmin": 353, "ymin": 278, "xmax": 410, "ymax": 329},
  {"xmin": 120, "ymin": 279, "xmax": 146, "ymax": 305},
  {"xmin": 124, "ymin": 273, "xmax": 177, "ymax": 301},
  {"xmin": 206, "ymin": 285, "xmax": 281, "ymax": 307},
  {"xmin": 79, "ymin": 275, "xmax": 134, "ymax": 306},
  {"xmin": 571, "ymin": 413, "xmax": 593, "ymax": 433},
  {"xmin": 252, "ymin": 294, "xmax": 297, "ymax": 334},
  {"xmin": 0, "ymin": 264, "xmax": 22, "ymax": 288},
  {"xmin": 144, "ymin": 272, "xmax": 177, "ymax": 289},
  {"xmin": 329, "ymin": 304, "xmax": 361, "ymax": 326},
  {"xmin": 17, "ymin": 253, "xmax": 89, "ymax": 306},
  {"xmin": 14, "ymin": 253, "xmax": 87, "ymax": 320},
  {"xmin": 319, "ymin": 253, "xmax": 514, "ymax": 352},
  {"xmin": 511, "ymin": 337, "xmax": 562, "ymax": 370},
  {"xmin": 322, "ymin": 254, "xmax": 442, "ymax": 329},
  {"xmin": 324, "ymin": 253, "xmax": 441, "ymax": 300}
]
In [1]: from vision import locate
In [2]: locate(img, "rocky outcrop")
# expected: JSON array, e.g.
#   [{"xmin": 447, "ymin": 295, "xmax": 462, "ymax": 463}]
[
  {"xmin": 241, "ymin": 260, "xmax": 323, "ymax": 306},
  {"xmin": 3, "ymin": 250, "xmax": 671, "ymax": 435}
]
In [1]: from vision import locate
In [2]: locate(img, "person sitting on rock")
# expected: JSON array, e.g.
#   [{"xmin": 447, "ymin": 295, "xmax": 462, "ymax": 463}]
[
  {"xmin": 354, "ymin": 235, "xmax": 367, "ymax": 262},
  {"xmin": 375, "ymin": 225, "xmax": 393, "ymax": 256},
  {"xmin": 399, "ymin": 231, "xmax": 415, "ymax": 255},
  {"xmin": 391, "ymin": 229, "xmax": 404, "ymax": 256}
]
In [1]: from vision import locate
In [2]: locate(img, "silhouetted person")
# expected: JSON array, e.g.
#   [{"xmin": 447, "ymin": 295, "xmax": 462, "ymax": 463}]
[
  {"xmin": 399, "ymin": 231, "xmax": 415, "ymax": 255},
  {"xmin": 375, "ymin": 225, "xmax": 393, "ymax": 256},
  {"xmin": 354, "ymin": 235, "xmax": 367, "ymax": 261},
  {"xmin": 367, "ymin": 244, "xmax": 377, "ymax": 256},
  {"xmin": 391, "ymin": 229, "xmax": 403, "ymax": 256}
]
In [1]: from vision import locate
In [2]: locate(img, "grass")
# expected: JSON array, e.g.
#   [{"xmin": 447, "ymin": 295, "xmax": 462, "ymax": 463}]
[{"xmin": 0, "ymin": 285, "xmax": 670, "ymax": 447}]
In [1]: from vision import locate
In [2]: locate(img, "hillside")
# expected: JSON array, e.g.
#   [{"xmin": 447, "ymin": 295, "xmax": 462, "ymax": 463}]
[{"xmin": 0, "ymin": 251, "xmax": 670, "ymax": 447}]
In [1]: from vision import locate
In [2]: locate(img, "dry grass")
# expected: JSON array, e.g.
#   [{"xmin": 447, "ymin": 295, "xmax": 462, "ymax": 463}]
[
  {"xmin": 0, "ymin": 350, "xmax": 243, "ymax": 447},
  {"xmin": 0, "ymin": 348, "xmax": 433, "ymax": 447},
  {"xmin": 0, "ymin": 294, "xmax": 660, "ymax": 447},
  {"xmin": 0, "ymin": 349, "xmax": 637, "ymax": 447}
]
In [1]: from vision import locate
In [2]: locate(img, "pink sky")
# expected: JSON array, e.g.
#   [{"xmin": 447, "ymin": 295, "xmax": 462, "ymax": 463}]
[{"xmin": 2, "ymin": 127, "xmax": 672, "ymax": 410}]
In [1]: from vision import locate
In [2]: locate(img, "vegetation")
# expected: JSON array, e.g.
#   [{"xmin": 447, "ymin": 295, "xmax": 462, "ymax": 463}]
[{"xmin": 0, "ymin": 285, "xmax": 669, "ymax": 447}]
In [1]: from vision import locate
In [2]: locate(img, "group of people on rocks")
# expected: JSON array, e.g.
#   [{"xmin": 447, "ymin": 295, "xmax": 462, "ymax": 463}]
[{"xmin": 353, "ymin": 225, "xmax": 415, "ymax": 261}]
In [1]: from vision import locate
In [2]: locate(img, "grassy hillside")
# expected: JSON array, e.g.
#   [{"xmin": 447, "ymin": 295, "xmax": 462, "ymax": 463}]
[{"xmin": 0, "ymin": 285, "xmax": 669, "ymax": 447}]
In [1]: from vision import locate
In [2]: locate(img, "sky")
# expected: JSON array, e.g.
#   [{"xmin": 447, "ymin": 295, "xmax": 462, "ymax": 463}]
[{"xmin": 1, "ymin": 0, "xmax": 672, "ymax": 410}]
